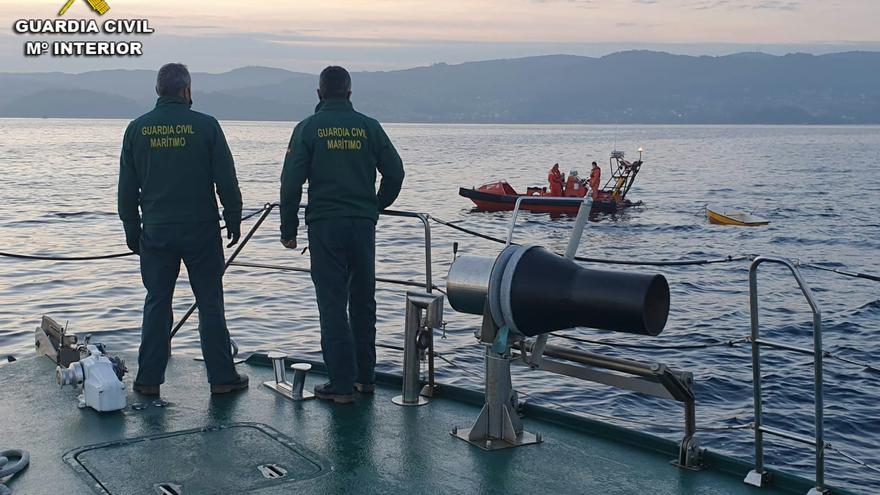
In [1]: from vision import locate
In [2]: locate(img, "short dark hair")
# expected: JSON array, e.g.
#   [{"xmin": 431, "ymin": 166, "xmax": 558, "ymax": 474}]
[
  {"xmin": 156, "ymin": 63, "xmax": 191, "ymax": 97},
  {"xmin": 319, "ymin": 66, "xmax": 352, "ymax": 99}
]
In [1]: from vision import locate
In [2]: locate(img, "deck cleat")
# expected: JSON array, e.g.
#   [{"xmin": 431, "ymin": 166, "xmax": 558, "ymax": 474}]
[{"xmin": 262, "ymin": 352, "xmax": 314, "ymax": 401}]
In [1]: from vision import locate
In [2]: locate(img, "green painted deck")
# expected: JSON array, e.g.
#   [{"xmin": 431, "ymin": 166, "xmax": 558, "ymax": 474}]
[{"xmin": 0, "ymin": 352, "xmax": 846, "ymax": 495}]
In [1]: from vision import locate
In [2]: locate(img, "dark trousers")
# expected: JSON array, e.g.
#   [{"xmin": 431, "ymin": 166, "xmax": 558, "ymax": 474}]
[
  {"xmin": 135, "ymin": 222, "xmax": 237, "ymax": 386},
  {"xmin": 308, "ymin": 218, "xmax": 377, "ymax": 393}
]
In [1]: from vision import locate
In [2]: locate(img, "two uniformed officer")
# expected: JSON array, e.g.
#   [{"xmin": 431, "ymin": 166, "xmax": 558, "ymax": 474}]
[
  {"xmin": 280, "ymin": 66, "xmax": 405, "ymax": 404},
  {"xmin": 118, "ymin": 63, "xmax": 249, "ymax": 396}
]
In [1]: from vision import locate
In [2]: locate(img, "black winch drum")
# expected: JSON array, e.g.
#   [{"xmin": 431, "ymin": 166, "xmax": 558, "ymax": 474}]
[{"xmin": 446, "ymin": 245, "xmax": 670, "ymax": 337}]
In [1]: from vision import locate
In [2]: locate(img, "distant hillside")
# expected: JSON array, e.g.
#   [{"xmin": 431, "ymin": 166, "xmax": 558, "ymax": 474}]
[{"xmin": 2, "ymin": 51, "xmax": 880, "ymax": 124}]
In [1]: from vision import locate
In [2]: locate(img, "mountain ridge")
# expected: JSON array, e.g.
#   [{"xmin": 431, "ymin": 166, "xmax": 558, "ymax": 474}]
[{"xmin": 2, "ymin": 51, "xmax": 879, "ymax": 124}]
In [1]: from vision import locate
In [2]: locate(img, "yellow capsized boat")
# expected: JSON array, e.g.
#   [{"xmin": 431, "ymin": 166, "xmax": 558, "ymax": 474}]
[{"xmin": 707, "ymin": 207, "xmax": 770, "ymax": 226}]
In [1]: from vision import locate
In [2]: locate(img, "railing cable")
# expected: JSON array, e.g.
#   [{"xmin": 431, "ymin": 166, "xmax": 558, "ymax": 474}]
[
  {"xmin": 828, "ymin": 445, "xmax": 880, "ymax": 475},
  {"xmin": 0, "ymin": 206, "xmax": 269, "ymax": 262}
]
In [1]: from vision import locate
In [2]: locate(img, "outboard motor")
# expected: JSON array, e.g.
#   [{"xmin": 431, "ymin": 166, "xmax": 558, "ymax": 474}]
[{"xmin": 447, "ymin": 244, "xmax": 670, "ymax": 450}]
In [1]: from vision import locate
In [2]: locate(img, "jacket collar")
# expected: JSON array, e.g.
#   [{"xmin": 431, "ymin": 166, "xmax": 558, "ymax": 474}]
[
  {"xmin": 156, "ymin": 95, "xmax": 192, "ymax": 108},
  {"xmin": 316, "ymin": 98, "xmax": 353, "ymax": 113}
]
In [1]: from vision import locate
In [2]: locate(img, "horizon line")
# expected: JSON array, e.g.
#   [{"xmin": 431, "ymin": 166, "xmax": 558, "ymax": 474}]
[{"xmin": 3, "ymin": 47, "xmax": 880, "ymax": 76}]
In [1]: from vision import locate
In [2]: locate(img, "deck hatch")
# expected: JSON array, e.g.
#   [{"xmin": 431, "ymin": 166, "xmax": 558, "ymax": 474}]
[{"xmin": 63, "ymin": 423, "xmax": 326, "ymax": 494}]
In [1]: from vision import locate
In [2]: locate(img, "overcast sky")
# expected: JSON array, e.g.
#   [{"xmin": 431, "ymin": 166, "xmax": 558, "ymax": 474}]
[{"xmin": 2, "ymin": 0, "xmax": 879, "ymax": 73}]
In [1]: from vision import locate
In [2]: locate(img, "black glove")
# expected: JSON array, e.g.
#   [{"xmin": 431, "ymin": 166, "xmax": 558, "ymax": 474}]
[
  {"xmin": 123, "ymin": 221, "xmax": 141, "ymax": 255},
  {"xmin": 224, "ymin": 210, "xmax": 241, "ymax": 248}
]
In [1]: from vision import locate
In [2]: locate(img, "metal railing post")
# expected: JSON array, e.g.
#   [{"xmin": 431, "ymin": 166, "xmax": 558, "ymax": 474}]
[
  {"xmin": 564, "ymin": 196, "xmax": 593, "ymax": 259},
  {"xmin": 505, "ymin": 196, "xmax": 588, "ymax": 247},
  {"xmin": 383, "ymin": 210, "xmax": 437, "ymax": 392},
  {"xmin": 417, "ymin": 213, "xmax": 437, "ymax": 393},
  {"xmin": 393, "ymin": 290, "xmax": 444, "ymax": 407},
  {"xmin": 416, "ymin": 213, "xmax": 433, "ymax": 293},
  {"xmin": 810, "ymin": 278, "xmax": 826, "ymax": 493},
  {"xmin": 745, "ymin": 256, "xmax": 827, "ymax": 495},
  {"xmin": 746, "ymin": 262, "xmax": 767, "ymax": 486}
]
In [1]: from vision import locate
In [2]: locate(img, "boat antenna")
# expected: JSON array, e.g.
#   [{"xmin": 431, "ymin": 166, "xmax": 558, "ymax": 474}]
[{"xmin": 612, "ymin": 123, "xmax": 619, "ymax": 153}]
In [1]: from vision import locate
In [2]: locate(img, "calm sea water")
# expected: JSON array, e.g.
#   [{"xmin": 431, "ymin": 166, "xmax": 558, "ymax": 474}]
[{"xmin": 1, "ymin": 119, "xmax": 878, "ymax": 492}]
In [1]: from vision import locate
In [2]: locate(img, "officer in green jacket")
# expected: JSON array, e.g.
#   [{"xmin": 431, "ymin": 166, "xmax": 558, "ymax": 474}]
[
  {"xmin": 280, "ymin": 66, "xmax": 405, "ymax": 404},
  {"xmin": 118, "ymin": 63, "xmax": 249, "ymax": 396}
]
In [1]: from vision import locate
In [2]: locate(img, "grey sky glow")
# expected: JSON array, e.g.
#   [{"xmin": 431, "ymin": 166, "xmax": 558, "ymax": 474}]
[{"xmin": 1, "ymin": 0, "xmax": 878, "ymax": 72}]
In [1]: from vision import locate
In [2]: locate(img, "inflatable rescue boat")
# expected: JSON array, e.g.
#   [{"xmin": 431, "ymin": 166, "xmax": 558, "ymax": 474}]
[{"xmin": 460, "ymin": 150, "xmax": 645, "ymax": 215}]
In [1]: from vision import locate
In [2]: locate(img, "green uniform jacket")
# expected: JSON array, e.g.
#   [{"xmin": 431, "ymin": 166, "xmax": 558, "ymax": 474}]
[
  {"xmin": 118, "ymin": 96, "xmax": 242, "ymax": 226},
  {"xmin": 280, "ymin": 99, "xmax": 405, "ymax": 240}
]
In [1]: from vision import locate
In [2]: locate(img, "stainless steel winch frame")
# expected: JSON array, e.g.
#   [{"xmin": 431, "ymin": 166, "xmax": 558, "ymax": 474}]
[
  {"xmin": 449, "ymin": 196, "xmax": 591, "ymax": 450},
  {"xmin": 450, "ymin": 304, "xmax": 543, "ymax": 450},
  {"xmin": 445, "ymin": 196, "xmax": 702, "ymax": 467}
]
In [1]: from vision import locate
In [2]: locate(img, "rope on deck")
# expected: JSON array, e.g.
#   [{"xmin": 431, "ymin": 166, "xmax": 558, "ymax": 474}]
[{"xmin": 0, "ymin": 448, "xmax": 30, "ymax": 495}]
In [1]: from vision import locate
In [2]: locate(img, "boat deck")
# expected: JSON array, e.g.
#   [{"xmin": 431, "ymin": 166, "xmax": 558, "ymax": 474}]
[{"xmin": 0, "ymin": 352, "xmax": 842, "ymax": 494}]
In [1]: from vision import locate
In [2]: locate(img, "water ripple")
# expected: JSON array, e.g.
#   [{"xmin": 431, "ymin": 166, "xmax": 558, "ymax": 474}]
[{"xmin": 1, "ymin": 121, "xmax": 878, "ymax": 492}]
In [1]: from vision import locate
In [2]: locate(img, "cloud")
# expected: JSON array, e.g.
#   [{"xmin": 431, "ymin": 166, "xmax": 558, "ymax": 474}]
[
  {"xmin": 616, "ymin": 21, "xmax": 658, "ymax": 28},
  {"xmin": 530, "ymin": 0, "xmax": 595, "ymax": 6},
  {"xmin": 690, "ymin": 0, "xmax": 736, "ymax": 10},
  {"xmin": 687, "ymin": 0, "xmax": 800, "ymax": 10},
  {"xmin": 752, "ymin": 1, "xmax": 799, "ymax": 10}
]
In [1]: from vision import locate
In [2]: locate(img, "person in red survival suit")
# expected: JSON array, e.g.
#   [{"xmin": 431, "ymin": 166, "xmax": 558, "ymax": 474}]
[
  {"xmin": 548, "ymin": 163, "xmax": 564, "ymax": 197},
  {"xmin": 588, "ymin": 161, "xmax": 601, "ymax": 199},
  {"xmin": 564, "ymin": 170, "xmax": 587, "ymax": 197}
]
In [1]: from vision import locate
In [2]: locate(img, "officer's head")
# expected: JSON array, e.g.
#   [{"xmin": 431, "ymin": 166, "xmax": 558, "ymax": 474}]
[
  {"xmin": 318, "ymin": 66, "xmax": 352, "ymax": 101},
  {"xmin": 156, "ymin": 63, "xmax": 192, "ymax": 103}
]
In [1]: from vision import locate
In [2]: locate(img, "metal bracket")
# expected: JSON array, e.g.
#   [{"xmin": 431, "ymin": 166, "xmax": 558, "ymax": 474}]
[
  {"xmin": 393, "ymin": 291, "xmax": 444, "ymax": 407},
  {"xmin": 744, "ymin": 469, "xmax": 771, "ymax": 488},
  {"xmin": 451, "ymin": 424, "xmax": 542, "ymax": 451},
  {"xmin": 453, "ymin": 324, "xmax": 542, "ymax": 450},
  {"xmin": 673, "ymin": 435, "xmax": 703, "ymax": 471},
  {"xmin": 512, "ymin": 339, "xmax": 702, "ymax": 469},
  {"xmin": 524, "ymin": 334, "xmax": 548, "ymax": 369}
]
